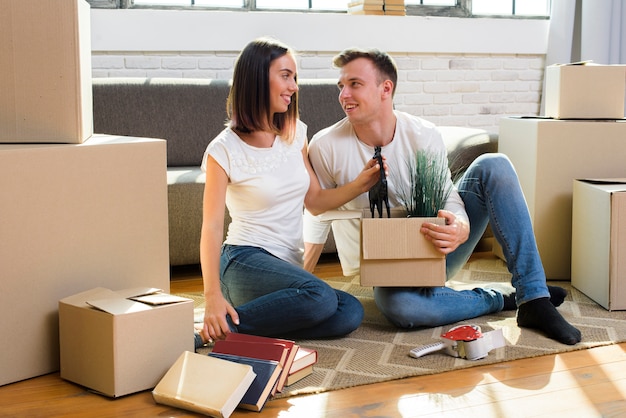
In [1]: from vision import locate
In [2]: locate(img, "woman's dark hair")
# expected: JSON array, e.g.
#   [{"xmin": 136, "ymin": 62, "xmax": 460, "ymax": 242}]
[
  {"xmin": 227, "ymin": 37, "xmax": 299, "ymax": 142},
  {"xmin": 333, "ymin": 48, "xmax": 398, "ymax": 96}
]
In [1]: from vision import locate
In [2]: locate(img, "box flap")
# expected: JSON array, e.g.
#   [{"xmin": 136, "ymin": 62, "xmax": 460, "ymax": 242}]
[
  {"xmin": 315, "ymin": 210, "xmax": 363, "ymax": 222},
  {"xmin": 59, "ymin": 287, "xmax": 118, "ymax": 308},
  {"xmin": 115, "ymin": 287, "xmax": 163, "ymax": 299},
  {"xmin": 130, "ymin": 293, "xmax": 192, "ymax": 306},
  {"xmin": 577, "ymin": 178, "xmax": 626, "ymax": 185},
  {"xmin": 549, "ymin": 60, "xmax": 594, "ymax": 67},
  {"xmin": 361, "ymin": 207, "xmax": 408, "ymax": 219},
  {"xmin": 86, "ymin": 298, "xmax": 153, "ymax": 315}
]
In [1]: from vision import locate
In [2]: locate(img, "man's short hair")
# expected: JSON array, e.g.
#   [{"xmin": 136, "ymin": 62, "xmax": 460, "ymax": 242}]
[{"xmin": 333, "ymin": 48, "xmax": 398, "ymax": 95}]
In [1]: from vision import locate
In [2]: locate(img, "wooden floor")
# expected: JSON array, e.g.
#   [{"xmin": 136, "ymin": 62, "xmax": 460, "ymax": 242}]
[{"xmin": 3, "ymin": 256, "xmax": 626, "ymax": 417}]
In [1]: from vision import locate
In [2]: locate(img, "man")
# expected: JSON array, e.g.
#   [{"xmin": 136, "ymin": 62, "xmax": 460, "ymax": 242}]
[{"xmin": 304, "ymin": 48, "xmax": 581, "ymax": 345}]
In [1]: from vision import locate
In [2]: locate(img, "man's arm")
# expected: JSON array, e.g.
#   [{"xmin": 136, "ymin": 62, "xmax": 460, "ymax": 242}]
[
  {"xmin": 303, "ymin": 242, "xmax": 324, "ymax": 272},
  {"xmin": 302, "ymin": 209, "xmax": 333, "ymax": 272}
]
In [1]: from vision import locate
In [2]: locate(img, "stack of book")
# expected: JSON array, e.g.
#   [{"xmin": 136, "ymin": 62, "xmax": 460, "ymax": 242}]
[
  {"xmin": 153, "ymin": 334, "xmax": 318, "ymax": 417},
  {"xmin": 348, "ymin": 0, "xmax": 385, "ymax": 15},
  {"xmin": 384, "ymin": 0, "xmax": 406, "ymax": 16}
]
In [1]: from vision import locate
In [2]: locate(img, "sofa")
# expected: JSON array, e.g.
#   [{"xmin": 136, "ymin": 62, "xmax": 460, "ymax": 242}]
[{"xmin": 92, "ymin": 77, "xmax": 498, "ymax": 267}]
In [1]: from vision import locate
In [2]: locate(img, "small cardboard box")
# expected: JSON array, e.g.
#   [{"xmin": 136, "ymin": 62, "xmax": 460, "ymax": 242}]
[
  {"xmin": 0, "ymin": 0, "xmax": 93, "ymax": 143},
  {"xmin": 360, "ymin": 209, "xmax": 446, "ymax": 287},
  {"xmin": 544, "ymin": 63, "xmax": 626, "ymax": 119},
  {"xmin": 572, "ymin": 179, "xmax": 626, "ymax": 310},
  {"xmin": 59, "ymin": 287, "xmax": 194, "ymax": 397}
]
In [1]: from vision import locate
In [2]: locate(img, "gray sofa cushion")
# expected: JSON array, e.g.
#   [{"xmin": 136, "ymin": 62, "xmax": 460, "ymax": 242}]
[{"xmin": 438, "ymin": 126, "xmax": 499, "ymax": 181}]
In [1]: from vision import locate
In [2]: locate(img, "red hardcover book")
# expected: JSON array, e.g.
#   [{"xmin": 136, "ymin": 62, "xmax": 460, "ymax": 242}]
[{"xmin": 224, "ymin": 333, "xmax": 299, "ymax": 393}]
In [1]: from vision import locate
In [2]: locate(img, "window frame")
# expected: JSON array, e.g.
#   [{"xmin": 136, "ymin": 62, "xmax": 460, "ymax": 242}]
[{"xmin": 87, "ymin": 0, "xmax": 548, "ymax": 19}]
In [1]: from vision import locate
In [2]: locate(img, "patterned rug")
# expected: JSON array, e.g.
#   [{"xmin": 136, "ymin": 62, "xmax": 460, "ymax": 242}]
[{"xmin": 177, "ymin": 255, "xmax": 626, "ymax": 398}]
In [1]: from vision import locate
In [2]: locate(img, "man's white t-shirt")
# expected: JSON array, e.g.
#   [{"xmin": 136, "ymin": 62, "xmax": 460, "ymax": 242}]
[
  {"xmin": 304, "ymin": 111, "xmax": 467, "ymax": 276},
  {"xmin": 202, "ymin": 121, "xmax": 310, "ymax": 267}
]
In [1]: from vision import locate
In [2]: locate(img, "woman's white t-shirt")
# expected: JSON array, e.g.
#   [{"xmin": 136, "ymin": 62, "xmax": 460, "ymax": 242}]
[{"xmin": 202, "ymin": 121, "xmax": 310, "ymax": 267}]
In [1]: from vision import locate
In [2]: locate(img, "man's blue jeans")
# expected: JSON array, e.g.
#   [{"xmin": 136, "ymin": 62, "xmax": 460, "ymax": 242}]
[
  {"xmin": 220, "ymin": 244, "xmax": 364, "ymax": 339},
  {"xmin": 374, "ymin": 153, "xmax": 550, "ymax": 328}
]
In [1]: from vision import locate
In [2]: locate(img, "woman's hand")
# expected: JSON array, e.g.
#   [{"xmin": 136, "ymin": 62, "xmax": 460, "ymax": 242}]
[
  {"xmin": 355, "ymin": 154, "xmax": 388, "ymax": 194},
  {"xmin": 201, "ymin": 291, "xmax": 239, "ymax": 342},
  {"xmin": 420, "ymin": 210, "xmax": 470, "ymax": 254}
]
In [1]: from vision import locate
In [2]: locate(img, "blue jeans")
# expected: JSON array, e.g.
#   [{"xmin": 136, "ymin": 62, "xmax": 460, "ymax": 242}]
[
  {"xmin": 219, "ymin": 244, "xmax": 364, "ymax": 339},
  {"xmin": 374, "ymin": 153, "xmax": 550, "ymax": 328}
]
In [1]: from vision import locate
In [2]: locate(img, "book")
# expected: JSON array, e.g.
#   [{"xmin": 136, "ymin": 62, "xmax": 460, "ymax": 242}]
[
  {"xmin": 348, "ymin": 0, "xmax": 384, "ymax": 14},
  {"xmin": 152, "ymin": 351, "xmax": 256, "ymax": 418},
  {"xmin": 208, "ymin": 352, "xmax": 282, "ymax": 412},
  {"xmin": 349, "ymin": 0, "xmax": 384, "ymax": 5},
  {"xmin": 289, "ymin": 346, "xmax": 318, "ymax": 374},
  {"xmin": 286, "ymin": 364, "xmax": 314, "ymax": 386},
  {"xmin": 224, "ymin": 333, "xmax": 299, "ymax": 393},
  {"xmin": 211, "ymin": 339, "xmax": 289, "ymax": 395}
]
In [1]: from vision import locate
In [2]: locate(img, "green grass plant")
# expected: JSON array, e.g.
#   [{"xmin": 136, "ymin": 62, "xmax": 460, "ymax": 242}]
[{"xmin": 398, "ymin": 150, "xmax": 452, "ymax": 217}]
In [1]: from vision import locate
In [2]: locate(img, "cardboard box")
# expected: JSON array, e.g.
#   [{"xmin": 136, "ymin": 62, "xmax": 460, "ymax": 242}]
[
  {"xmin": 0, "ymin": 135, "xmax": 169, "ymax": 387},
  {"xmin": 360, "ymin": 212, "xmax": 445, "ymax": 287},
  {"xmin": 544, "ymin": 63, "xmax": 626, "ymax": 119},
  {"xmin": 571, "ymin": 179, "xmax": 626, "ymax": 310},
  {"xmin": 59, "ymin": 287, "xmax": 194, "ymax": 397},
  {"xmin": 0, "ymin": 0, "xmax": 93, "ymax": 143},
  {"xmin": 498, "ymin": 117, "xmax": 626, "ymax": 279}
]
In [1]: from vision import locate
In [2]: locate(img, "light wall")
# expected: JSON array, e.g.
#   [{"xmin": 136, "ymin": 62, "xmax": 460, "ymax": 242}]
[{"xmin": 90, "ymin": 10, "xmax": 550, "ymax": 133}]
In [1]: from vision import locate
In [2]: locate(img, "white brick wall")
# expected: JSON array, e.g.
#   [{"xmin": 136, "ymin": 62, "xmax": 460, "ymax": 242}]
[{"xmin": 92, "ymin": 51, "xmax": 545, "ymax": 134}]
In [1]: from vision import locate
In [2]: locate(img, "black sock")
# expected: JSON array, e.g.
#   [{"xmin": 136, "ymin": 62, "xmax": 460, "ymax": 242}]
[
  {"xmin": 517, "ymin": 298, "xmax": 582, "ymax": 345},
  {"xmin": 502, "ymin": 290, "xmax": 517, "ymax": 311},
  {"xmin": 501, "ymin": 285, "xmax": 568, "ymax": 311},
  {"xmin": 547, "ymin": 285, "xmax": 567, "ymax": 307}
]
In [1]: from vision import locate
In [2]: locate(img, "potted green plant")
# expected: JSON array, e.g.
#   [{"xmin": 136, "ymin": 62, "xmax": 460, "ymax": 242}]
[{"xmin": 398, "ymin": 150, "xmax": 452, "ymax": 217}]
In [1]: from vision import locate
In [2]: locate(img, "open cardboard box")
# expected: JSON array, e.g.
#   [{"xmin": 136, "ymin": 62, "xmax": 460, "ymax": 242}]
[
  {"xmin": 321, "ymin": 209, "xmax": 446, "ymax": 287},
  {"xmin": 572, "ymin": 179, "xmax": 626, "ymax": 310},
  {"xmin": 59, "ymin": 287, "xmax": 194, "ymax": 397}
]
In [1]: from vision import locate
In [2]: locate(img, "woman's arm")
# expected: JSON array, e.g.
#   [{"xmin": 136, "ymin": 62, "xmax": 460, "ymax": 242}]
[
  {"xmin": 200, "ymin": 155, "xmax": 239, "ymax": 341},
  {"xmin": 302, "ymin": 144, "xmax": 382, "ymax": 215}
]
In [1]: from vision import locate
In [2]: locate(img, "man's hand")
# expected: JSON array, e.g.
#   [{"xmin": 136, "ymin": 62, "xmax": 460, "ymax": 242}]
[{"xmin": 420, "ymin": 210, "xmax": 469, "ymax": 254}]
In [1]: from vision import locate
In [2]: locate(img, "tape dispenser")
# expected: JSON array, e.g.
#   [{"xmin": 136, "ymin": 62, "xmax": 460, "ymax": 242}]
[{"xmin": 409, "ymin": 324, "xmax": 505, "ymax": 361}]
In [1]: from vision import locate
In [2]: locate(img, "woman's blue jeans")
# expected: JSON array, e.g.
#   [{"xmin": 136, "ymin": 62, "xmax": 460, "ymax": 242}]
[
  {"xmin": 374, "ymin": 153, "xmax": 550, "ymax": 329},
  {"xmin": 219, "ymin": 244, "xmax": 364, "ymax": 339}
]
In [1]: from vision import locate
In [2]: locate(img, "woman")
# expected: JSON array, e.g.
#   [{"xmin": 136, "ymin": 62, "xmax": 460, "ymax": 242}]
[{"xmin": 197, "ymin": 38, "xmax": 382, "ymax": 345}]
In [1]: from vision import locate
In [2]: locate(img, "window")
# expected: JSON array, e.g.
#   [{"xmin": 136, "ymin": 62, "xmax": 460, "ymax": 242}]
[
  {"xmin": 471, "ymin": 0, "xmax": 551, "ymax": 17},
  {"xmin": 126, "ymin": 0, "xmax": 551, "ymax": 17}
]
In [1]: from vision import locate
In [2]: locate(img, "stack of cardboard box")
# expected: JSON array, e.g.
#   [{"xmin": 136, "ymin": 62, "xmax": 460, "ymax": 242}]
[
  {"xmin": 497, "ymin": 62, "xmax": 626, "ymax": 308},
  {"xmin": 0, "ymin": 0, "xmax": 172, "ymax": 387}
]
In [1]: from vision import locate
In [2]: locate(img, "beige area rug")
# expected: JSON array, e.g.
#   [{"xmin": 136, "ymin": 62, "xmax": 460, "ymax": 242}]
[{"xmin": 177, "ymin": 255, "xmax": 626, "ymax": 398}]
